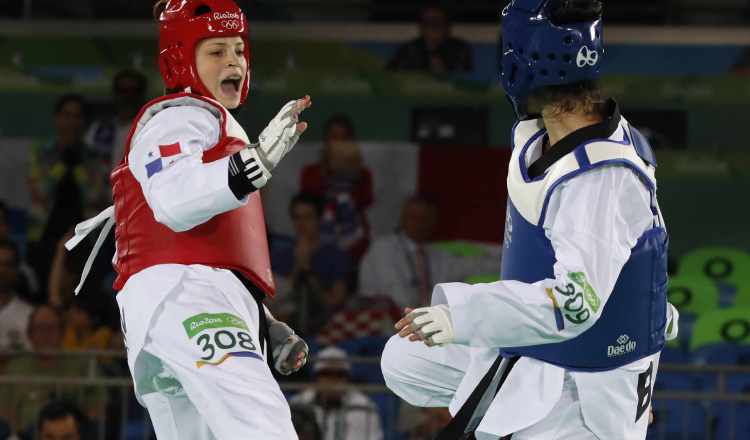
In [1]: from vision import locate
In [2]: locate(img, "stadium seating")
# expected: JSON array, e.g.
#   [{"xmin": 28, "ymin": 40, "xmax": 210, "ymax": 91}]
[{"xmin": 677, "ymin": 247, "xmax": 750, "ymax": 306}]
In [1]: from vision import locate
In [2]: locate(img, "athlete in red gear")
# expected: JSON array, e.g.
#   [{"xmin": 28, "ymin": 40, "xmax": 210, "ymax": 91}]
[{"xmin": 67, "ymin": 1, "xmax": 311, "ymax": 438}]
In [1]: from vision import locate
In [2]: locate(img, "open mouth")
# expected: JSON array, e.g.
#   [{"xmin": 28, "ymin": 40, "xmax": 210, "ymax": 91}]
[{"xmin": 220, "ymin": 76, "xmax": 241, "ymax": 96}]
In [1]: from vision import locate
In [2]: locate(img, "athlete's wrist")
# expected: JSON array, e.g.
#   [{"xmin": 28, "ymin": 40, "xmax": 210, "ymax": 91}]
[{"xmin": 227, "ymin": 146, "xmax": 271, "ymax": 199}]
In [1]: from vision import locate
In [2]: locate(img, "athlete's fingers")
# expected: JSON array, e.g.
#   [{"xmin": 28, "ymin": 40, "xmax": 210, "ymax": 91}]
[
  {"xmin": 295, "ymin": 122, "xmax": 308, "ymax": 135},
  {"xmin": 395, "ymin": 312, "xmax": 415, "ymax": 331},
  {"xmin": 395, "ymin": 308, "xmax": 417, "ymax": 331},
  {"xmin": 398, "ymin": 322, "xmax": 416, "ymax": 338},
  {"xmin": 294, "ymin": 95, "xmax": 312, "ymax": 114}
]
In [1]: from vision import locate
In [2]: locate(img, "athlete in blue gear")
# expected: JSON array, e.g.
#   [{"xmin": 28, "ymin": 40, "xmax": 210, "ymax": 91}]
[{"xmin": 381, "ymin": 1, "xmax": 679, "ymax": 438}]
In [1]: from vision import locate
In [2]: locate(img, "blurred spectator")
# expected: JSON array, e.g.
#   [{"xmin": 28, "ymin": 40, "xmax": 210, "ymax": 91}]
[
  {"xmin": 359, "ymin": 195, "xmax": 500, "ymax": 308},
  {"xmin": 290, "ymin": 404, "xmax": 323, "ymax": 440},
  {"xmin": 387, "ymin": 5, "xmax": 473, "ymax": 74},
  {"xmin": 85, "ymin": 69, "xmax": 149, "ymax": 170},
  {"xmin": 0, "ymin": 203, "xmax": 40, "ymax": 303},
  {"xmin": 399, "ymin": 405, "xmax": 451, "ymax": 440},
  {"xmin": 27, "ymin": 94, "xmax": 110, "ymax": 293},
  {"xmin": 48, "ymin": 232, "xmax": 77, "ymax": 309},
  {"xmin": 300, "ymin": 115, "xmax": 373, "ymax": 262},
  {"xmin": 0, "ymin": 240, "xmax": 33, "ymax": 354},
  {"xmin": 289, "ymin": 347, "xmax": 383, "ymax": 440},
  {"xmin": 270, "ymin": 193, "xmax": 350, "ymax": 336},
  {"xmin": 35, "ymin": 400, "xmax": 86, "ymax": 440},
  {"xmin": 0, "ymin": 305, "xmax": 105, "ymax": 432},
  {"xmin": 61, "ymin": 297, "xmax": 112, "ymax": 352}
]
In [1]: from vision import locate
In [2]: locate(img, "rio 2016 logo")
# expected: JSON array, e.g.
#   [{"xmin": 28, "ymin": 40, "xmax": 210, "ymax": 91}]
[
  {"xmin": 221, "ymin": 19, "xmax": 241, "ymax": 30},
  {"xmin": 576, "ymin": 46, "xmax": 599, "ymax": 68}
]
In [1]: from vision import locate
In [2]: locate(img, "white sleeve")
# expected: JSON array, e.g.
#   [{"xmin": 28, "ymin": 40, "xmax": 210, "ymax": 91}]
[
  {"xmin": 128, "ymin": 106, "xmax": 246, "ymax": 232},
  {"xmin": 441, "ymin": 166, "xmax": 654, "ymax": 348}
]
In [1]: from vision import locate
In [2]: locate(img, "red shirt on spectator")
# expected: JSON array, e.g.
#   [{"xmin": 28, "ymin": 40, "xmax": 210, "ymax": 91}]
[{"xmin": 299, "ymin": 141, "xmax": 374, "ymax": 261}]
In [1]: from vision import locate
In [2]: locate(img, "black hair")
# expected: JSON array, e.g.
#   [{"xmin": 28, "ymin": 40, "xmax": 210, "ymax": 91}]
[
  {"xmin": 323, "ymin": 114, "xmax": 356, "ymax": 141},
  {"xmin": 528, "ymin": 0, "xmax": 605, "ymax": 117},
  {"xmin": 289, "ymin": 193, "xmax": 325, "ymax": 219},
  {"xmin": 113, "ymin": 68, "xmax": 148, "ymax": 96},
  {"xmin": 419, "ymin": 3, "xmax": 449, "ymax": 23},
  {"xmin": 0, "ymin": 239, "xmax": 19, "ymax": 266},
  {"xmin": 37, "ymin": 400, "xmax": 85, "ymax": 434},
  {"xmin": 53, "ymin": 93, "xmax": 90, "ymax": 121}
]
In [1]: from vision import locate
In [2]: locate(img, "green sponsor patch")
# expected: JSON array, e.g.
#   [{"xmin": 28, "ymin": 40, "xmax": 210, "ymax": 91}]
[
  {"xmin": 568, "ymin": 272, "xmax": 601, "ymax": 313},
  {"xmin": 182, "ymin": 313, "xmax": 249, "ymax": 339}
]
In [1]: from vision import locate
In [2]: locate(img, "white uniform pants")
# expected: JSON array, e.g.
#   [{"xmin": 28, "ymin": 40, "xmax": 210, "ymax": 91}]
[
  {"xmin": 118, "ymin": 266, "xmax": 298, "ymax": 440},
  {"xmin": 381, "ymin": 336, "xmax": 602, "ymax": 439}
]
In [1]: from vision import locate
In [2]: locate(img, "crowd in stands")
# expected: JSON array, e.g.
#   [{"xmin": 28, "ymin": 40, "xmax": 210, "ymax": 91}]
[
  {"xmin": 0, "ymin": 54, "xmax": 499, "ymax": 437},
  {"xmin": 1, "ymin": 5, "xmax": 747, "ymax": 439}
]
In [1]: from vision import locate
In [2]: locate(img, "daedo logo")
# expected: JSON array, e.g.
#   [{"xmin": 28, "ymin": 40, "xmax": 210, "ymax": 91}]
[{"xmin": 607, "ymin": 334, "xmax": 637, "ymax": 358}]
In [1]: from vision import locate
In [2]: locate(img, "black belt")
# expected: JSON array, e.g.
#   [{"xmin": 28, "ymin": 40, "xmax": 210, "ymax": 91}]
[
  {"xmin": 231, "ymin": 270, "xmax": 273, "ymax": 371},
  {"xmin": 436, "ymin": 356, "xmax": 519, "ymax": 440}
]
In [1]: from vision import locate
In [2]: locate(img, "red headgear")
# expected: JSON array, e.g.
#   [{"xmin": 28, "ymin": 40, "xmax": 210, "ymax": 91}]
[{"xmin": 158, "ymin": 0, "xmax": 251, "ymax": 104}]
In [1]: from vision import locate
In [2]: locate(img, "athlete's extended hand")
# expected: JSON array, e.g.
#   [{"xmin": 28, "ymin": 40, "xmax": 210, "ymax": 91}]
[
  {"xmin": 255, "ymin": 95, "xmax": 311, "ymax": 171},
  {"xmin": 395, "ymin": 305, "xmax": 454, "ymax": 347},
  {"xmin": 269, "ymin": 320, "xmax": 309, "ymax": 375}
]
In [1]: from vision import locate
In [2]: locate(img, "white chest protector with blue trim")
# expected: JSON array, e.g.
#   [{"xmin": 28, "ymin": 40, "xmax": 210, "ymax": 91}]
[{"xmin": 500, "ymin": 114, "xmax": 668, "ymax": 371}]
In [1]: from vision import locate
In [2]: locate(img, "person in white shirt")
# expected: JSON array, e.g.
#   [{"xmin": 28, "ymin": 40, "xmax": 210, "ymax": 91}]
[
  {"xmin": 66, "ymin": 1, "xmax": 311, "ymax": 438},
  {"xmin": 0, "ymin": 240, "xmax": 32, "ymax": 353},
  {"xmin": 381, "ymin": 1, "xmax": 678, "ymax": 439},
  {"xmin": 290, "ymin": 346, "xmax": 384, "ymax": 440},
  {"xmin": 359, "ymin": 195, "xmax": 500, "ymax": 308}
]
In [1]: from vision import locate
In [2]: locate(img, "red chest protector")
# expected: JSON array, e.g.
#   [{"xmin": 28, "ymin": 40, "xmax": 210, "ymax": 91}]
[{"xmin": 111, "ymin": 93, "xmax": 275, "ymax": 297}]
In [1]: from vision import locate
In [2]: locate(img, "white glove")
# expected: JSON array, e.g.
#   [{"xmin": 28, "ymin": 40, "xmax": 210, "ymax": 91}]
[
  {"xmin": 269, "ymin": 320, "xmax": 309, "ymax": 375},
  {"xmin": 228, "ymin": 96, "xmax": 310, "ymax": 196},
  {"xmin": 665, "ymin": 302, "xmax": 679, "ymax": 341},
  {"xmin": 255, "ymin": 97, "xmax": 309, "ymax": 171},
  {"xmin": 410, "ymin": 304, "xmax": 454, "ymax": 346}
]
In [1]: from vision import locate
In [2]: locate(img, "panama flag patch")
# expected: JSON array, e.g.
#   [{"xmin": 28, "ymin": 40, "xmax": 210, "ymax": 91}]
[{"xmin": 146, "ymin": 142, "xmax": 182, "ymax": 178}]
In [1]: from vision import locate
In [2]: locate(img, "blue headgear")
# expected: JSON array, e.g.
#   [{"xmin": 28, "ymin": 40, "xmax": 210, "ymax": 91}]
[{"xmin": 500, "ymin": 0, "xmax": 604, "ymax": 119}]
